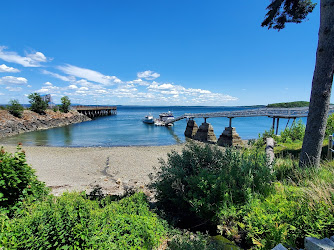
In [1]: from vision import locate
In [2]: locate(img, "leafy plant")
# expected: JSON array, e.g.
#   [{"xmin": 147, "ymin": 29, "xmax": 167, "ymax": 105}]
[
  {"xmin": 28, "ymin": 93, "xmax": 48, "ymax": 114},
  {"xmin": 326, "ymin": 113, "xmax": 334, "ymax": 136},
  {"xmin": 59, "ymin": 96, "xmax": 71, "ymax": 113},
  {"xmin": 0, "ymin": 192, "xmax": 168, "ymax": 249},
  {"xmin": 280, "ymin": 119, "xmax": 305, "ymax": 143},
  {"xmin": 150, "ymin": 143, "xmax": 274, "ymax": 225},
  {"xmin": 7, "ymin": 99, "xmax": 24, "ymax": 118},
  {"xmin": 0, "ymin": 146, "xmax": 48, "ymax": 215}
]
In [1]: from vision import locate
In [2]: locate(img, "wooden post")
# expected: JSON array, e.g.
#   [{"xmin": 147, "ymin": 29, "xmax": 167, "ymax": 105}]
[
  {"xmin": 328, "ymin": 135, "xmax": 333, "ymax": 160},
  {"xmin": 275, "ymin": 118, "xmax": 280, "ymax": 135},
  {"xmin": 272, "ymin": 117, "xmax": 276, "ymax": 131},
  {"xmin": 266, "ymin": 137, "xmax": 275, "ymax": 166},
  {"xmin": 229, "ymin": 117, "xmax": 233, "ymax": 128},
  {"xmin": 285, "ymin": 118, "xmax": 290, "ymax": 129}
]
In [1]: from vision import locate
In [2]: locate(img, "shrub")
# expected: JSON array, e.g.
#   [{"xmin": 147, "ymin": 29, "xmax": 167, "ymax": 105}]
[
  {"xmin": 0, "ymin": 192, "xmax": 168, "ymax": 249},
  {"xmin": 150, "ymin": 143, "xmax": 274, "ymax": 225},
  {"xmin": 0, "ymin": 146, "xmax": 48, "ymax": 215},
  {"xmin": 28, "ymin": 93, "xmax": 48, "ymax": 114},
  {"xmin": 7, "ymin": 99, "xmax": 24, "ymax": 118},
  {"xmin": 326, "ymin": 113, "xmax": 334, "ymax": 136},
  {"xmin": 280, "ymin": 119, "xmax": 305, "ymax": 143},
  {"xmin": 59, "ymin": 96, "xmax": 71, "ymax": 113},
  {"xmin": 243, "ymin": 181, "xmax": 334, "ymax": 249}
]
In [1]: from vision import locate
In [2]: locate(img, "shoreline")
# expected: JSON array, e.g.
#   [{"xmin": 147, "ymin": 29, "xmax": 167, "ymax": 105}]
[
  {"xmin": 0, "ymin": 109, "xmax": 91, "ymax": 139},
  {"xmin": 1, "ymin": 143, "xmax": 185, "ymax": 196}
]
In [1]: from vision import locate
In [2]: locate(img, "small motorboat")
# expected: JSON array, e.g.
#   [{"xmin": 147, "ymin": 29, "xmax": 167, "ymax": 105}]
[{"xmin": 143, "ymin": 114, "xmax": 154, "ymax": 124}]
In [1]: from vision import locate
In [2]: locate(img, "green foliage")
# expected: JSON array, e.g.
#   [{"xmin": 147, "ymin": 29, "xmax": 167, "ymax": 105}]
[
  {"xmin": 0, "ymin": 146, "xmax": 48, "ymax": 215},
  {"xmin": 59, "ymin": 96, "xmax": 71, "ymax": 113},
  {"xmin": 326, "ymin": 113, "xmax": 334, "ymax": 136},
  {"xmin": 280, "ymin": 119, "xmax": 305, "ymax": 143},
  {"xmin": 7, "ymin": 99, "xmax": 24, "ymax": 118},
  {"xmin": 1, "ymin": 192, "xmax": 168, "ymax": 249},
  {"xmin": 150, "ymin": 143, "xmax": 274, "ymax": 224},
  {"xmin": 243, "ymin": 181, "xmax": 334, "ymax": 249},
  {"xmin": 167, "ymin": 231, "xmax": 230, "ymax": 250},
  {"xmin": 262, "ymin": 0, "xmax": 316, "ymax": 30},
  {"xmin": 267, "ymin": 101, "xmax": 310, "ymax": 108},
  {"xmin": 28, "ymin": 93, "xmax": 48, "ymax": 114},
  {"xmin": 254, "ymin": 119, "xmax": 305, "ymax": 149}
]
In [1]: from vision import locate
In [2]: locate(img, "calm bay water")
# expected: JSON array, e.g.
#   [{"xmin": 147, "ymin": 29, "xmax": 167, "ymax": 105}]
[{"xmin": 0, "ymin": 106, "xmax": 307, "ymax": 147}]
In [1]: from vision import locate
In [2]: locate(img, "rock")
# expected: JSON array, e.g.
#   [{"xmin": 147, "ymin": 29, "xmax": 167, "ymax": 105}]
[
  {"xmin": 272, "ymin": 243, "xmax": 288, "ymax": 250},
  {"xmin": 0, "ymin": 110, "xmax": 91, "ymax": 138},
  {"xmin": 305, "ymin": 237, "xmax": 334, "ymax": 250},
  {"xmin": 193, "ymin": 122, "xmax": 217, "ymax": 143},
  {"xmin": 184, "ymin": 119, "xmax": 198, "ymax": 138},
  {"xmin": 116, "ymin": 178, "xmax": 122, "ymax": 185},
  {"xmin": 217, "ymin": 127, "xmax": 243, "ymax": 147}
]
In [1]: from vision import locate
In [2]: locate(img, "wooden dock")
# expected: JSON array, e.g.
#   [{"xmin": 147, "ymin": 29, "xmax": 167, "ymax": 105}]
[
  {"xmin": 166, "ymin": 106, "xmax": 334, "ymax": 139},
  {"xmin": 73, "ymin": 105, "xmax": 117, "ymax": 118},
  {"xmin": 167, "ymin": 106, "xmax": 334, "ymax": 124}
]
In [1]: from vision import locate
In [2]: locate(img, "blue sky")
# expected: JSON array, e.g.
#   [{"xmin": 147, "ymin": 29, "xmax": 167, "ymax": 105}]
[{"xmin": 0, "ymin": 0, "xmax": 321, "ymax": 106}]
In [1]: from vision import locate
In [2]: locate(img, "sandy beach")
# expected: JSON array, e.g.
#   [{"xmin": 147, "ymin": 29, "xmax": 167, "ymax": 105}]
[{"xmin": 1, "ymin": 144, "xmax": 185, "ymax": 196}]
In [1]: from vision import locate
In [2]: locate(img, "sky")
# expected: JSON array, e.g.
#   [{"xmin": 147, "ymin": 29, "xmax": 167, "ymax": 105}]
[{"xmin": 0, "ymin": 0, "xmax": 322, "ymax": 106}]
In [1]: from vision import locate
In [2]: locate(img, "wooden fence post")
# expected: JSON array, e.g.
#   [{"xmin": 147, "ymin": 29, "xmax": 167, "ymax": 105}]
[
  {"xmin": 266, "ymin": 137, "xmax": 275, "ymax": 166},
  {"xmin": 328, "ymin": 135, "xmax": 333, "ymax": 160}
]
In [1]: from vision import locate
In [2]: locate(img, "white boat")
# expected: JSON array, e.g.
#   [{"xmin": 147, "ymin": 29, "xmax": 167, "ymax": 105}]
[
  {"xmin": 142, "ymin": 114, "xmax": 154, "ymax": 124},
  {"xmin": 154, "ymin": 111, "xmax": 174, "ymax": 126}
]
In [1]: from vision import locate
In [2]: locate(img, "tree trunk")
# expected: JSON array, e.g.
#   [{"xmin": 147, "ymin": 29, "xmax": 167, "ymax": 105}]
[{"xmin": 300, "ymin": 0, "xmax": 334, "ymax": 167}]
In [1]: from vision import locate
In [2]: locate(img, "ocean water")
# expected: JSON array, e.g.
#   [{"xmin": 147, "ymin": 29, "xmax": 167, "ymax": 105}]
[{"xmin": 0, "ymin": 106, "xmax": 307, "ymax": 147}]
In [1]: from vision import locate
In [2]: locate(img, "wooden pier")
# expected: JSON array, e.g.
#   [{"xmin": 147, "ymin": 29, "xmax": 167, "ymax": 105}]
[
  {"xmin": 73, "ymin": 105, "xmax": 117, "ymax": 118},
  {"xmin": 166, "ymin": 106, "xmax": 334, "ymax": 147}
]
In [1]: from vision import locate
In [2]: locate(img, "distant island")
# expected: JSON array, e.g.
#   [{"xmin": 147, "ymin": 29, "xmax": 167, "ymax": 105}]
[{"xmin": 267, "ymin": 101, "xmax": 310, "ymax": 108}]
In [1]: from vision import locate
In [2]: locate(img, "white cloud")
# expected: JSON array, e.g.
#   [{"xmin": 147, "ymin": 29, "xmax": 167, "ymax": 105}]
[
  {"xmin": 68, "ymin": 84, "xmax": 78, "ymax": 89},
  {"xmin": 41, "ymin": 69, "xmax": 76, "ymax": 82},
  {"xmin": 26, "ymin": 52, "xmax": 47, "ymax": 62},
  {"xmin": 0, "ymin": 46, "xmax": 50, "ymax": 67},
  {"xmin": 0, "ymin": 64, "xmax": 20, "ymax": 73},
  {"xmin": 5, "ymin": 86, "xmax": 22, "ymax": 92},
  {"xmin": 145, "ymin": 81, "xmax": 238, "ymax": 104},
  {"xmin": 58, "ymin": 64, "xmax": 121, "ymax": 85},
  {"xmin": 0, "ymin": 76, "xmax": 28, "ymax": 85},
  {"xmin": 137, "ymin": 70, "xmax": 160, "ymax": 80},
  {"xmin": 37, "ymin": 82, "xmax": 60, "ymax": 94}
]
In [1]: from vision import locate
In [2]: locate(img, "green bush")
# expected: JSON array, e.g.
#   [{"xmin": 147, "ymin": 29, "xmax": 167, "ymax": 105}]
[
  {"xmin": 7, "ymin": 99, "xmax": 24, "ymax": 118},
  {"xmin": 150, "ymin": 143, "xmax": 274, "ymax": 224},
  {"xmin": 326, "ymin": 113, "xmax": 334, "ymax": 136},
  {"xmin": 28, "ymin": 93, "xmax": 48, "ymax": 114},
  {"xmin": 59, "ymin": 96, "xmax": 71, "ymax": 113},
  {"xmin": 280, "ymin": 119, "xmax": 305, "ymax": 143},
  {"xmin": 243, "ymin": 181, "xmax": 334, "ymax": 249},
  {"xmin": 0, "ymin": 192, "xmax": 168, "ymax": 249},
  {"xmin": 0, "ymin": 146, "xmax": 48, "ymax": 215}
]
